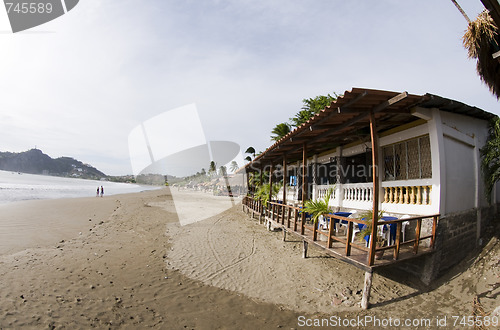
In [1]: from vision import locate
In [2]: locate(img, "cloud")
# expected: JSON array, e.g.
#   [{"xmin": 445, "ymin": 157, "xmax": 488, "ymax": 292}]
[{"xmin": 0, "ymin": 0, "xmax": 497, "ymax": 175}]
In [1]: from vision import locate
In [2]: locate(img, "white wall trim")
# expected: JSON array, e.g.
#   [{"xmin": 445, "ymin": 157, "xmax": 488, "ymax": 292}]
[{"xmin": 428, "ymin": 108, "xmax": 446, "ymax": 215}]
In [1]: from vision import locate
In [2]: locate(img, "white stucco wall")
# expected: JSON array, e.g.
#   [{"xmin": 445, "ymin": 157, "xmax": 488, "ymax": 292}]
[
  {"xmin": 306, "ymin": 107, "xmax": 495, "ymax": 217},
  {"xmin": 439, "ymin": 110, "xmax": 491, "ymax": 214},
  {"xmin": 443, "ymin": 136, "xmax": 476, "ymax": 212}
]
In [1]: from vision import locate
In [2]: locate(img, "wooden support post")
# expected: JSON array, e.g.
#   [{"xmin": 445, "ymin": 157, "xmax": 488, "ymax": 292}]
[
  {"xmin": 414, "ymin": 219, "xmax": 422, "ymax": 254},
  {"xmin": 245, "ymin": 169, "xmax": 250, "ymax": 194},
  {"xmin": 259, "ymin": 165, "xmax": 263, "ymax": 188},
  {"xmin": 301, "ymin": 212, "xmax": 306, "ymax": 235},
  {"xmin": 301, "ymin": 143, "xmax": 308, "ymax": 235},
  {"xmin": 327, "ymin": 216, "xmax": 334, "ymax": 248},
  {"xmin": 294, "ymin": 209, "xmax": 298, "ymax": 231},
  {"xmin": 361, "ymin": 271, "xmax": 373, "ymax": 310},
  {"xmin": 430, "ymin": 215, "xmax": 438, "ymax": 248},
  {"xmin": 302, "ymin": 240, "xmax": 308, "ymax": 258},
  {"xmin": 283, "ymin": 153, "xmax": 287, "ymax": 206},
  {"xmin": 313, "ymin": 220, "xmax": 318, "ymax": 241},
  {"xmin": 283, "ymin": 229, "xmax": 286, "ymax": 241},
  {"xmin": 394, "ymin": 222, "xmax": 401, "ymax": 260},
  {"xmin": 268, "ymin": 163, "xmax": 274, "ymax": 205},
  {"xmin": 368, "ymin": 111, "xmax": 380, "ymax": 266},
  {"xmin": 346, "ymin": 221, "xmax": 353, "ymax": 256}
]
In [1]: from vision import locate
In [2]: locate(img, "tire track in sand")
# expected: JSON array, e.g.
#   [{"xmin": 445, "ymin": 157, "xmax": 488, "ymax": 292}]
[{"xmin": 205, "ymin": 216, "xmax": 257, "ymax": 282}]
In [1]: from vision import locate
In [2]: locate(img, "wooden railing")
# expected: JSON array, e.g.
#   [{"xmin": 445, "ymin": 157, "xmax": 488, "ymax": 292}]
[{"xmin": 242, "ymin": 196, "xmax": 439, "ymax": 266}]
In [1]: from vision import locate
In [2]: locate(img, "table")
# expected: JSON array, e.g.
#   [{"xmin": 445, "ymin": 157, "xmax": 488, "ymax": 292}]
[{"xmin": 331, "ymin": 212, "xmax": 352, "ymax": 231}]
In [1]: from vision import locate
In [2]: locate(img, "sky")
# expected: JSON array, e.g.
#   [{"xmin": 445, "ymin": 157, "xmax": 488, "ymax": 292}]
[{"xmin": 0, "ymin": 0, "xmax": 498, "ymax": 176}]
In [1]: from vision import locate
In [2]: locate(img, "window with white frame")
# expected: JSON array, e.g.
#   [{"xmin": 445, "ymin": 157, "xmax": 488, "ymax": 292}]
[{"xmin": 383, "ymin": 135, "xmax": 432, "ymax": 181}]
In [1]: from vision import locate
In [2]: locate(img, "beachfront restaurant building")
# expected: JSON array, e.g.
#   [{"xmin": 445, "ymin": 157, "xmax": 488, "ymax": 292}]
[{"xmin": 241, "ymin": 88, "xmax": 498, "ymax": 308}]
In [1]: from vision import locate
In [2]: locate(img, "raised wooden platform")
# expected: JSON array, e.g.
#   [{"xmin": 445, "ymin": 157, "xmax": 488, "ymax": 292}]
[{"xmin": 274, "ymin": 219, "xmax": 434, "ymax": 273}]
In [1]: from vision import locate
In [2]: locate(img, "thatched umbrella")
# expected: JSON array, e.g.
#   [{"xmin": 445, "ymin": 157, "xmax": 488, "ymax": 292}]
[{"xmin": 462, "ymin": 10, "xmax": 500, "ymax": 99}]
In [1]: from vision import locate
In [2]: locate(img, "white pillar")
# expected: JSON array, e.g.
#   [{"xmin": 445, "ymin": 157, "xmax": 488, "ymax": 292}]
[{"xmin": 427, "ymin": 108, "xmax": 446, "ymax": 215}]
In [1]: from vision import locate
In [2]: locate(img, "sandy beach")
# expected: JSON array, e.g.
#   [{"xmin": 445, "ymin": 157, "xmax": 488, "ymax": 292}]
[{"xmin": 0, "ymin": 188, "xmax": 499, "ymax": 329}]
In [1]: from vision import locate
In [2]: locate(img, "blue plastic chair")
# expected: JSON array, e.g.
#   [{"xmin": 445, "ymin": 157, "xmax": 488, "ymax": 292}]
[
  {"xmin": 357, "ymin": 222, "xmax": 370, "ymax": 246},
  {"xmin": 381, "ymin": 216, "xmax": 398, "ymax": 245}
]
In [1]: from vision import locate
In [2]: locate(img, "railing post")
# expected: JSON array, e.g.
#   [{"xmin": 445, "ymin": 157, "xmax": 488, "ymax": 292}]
[
  {"xmin": 327, "ymin": 215, "xmax": 334, "ymax": 248},
  {"xmin": 294, "ymin": 209, "xmax": 298, "ymax": 232},
  {"xmin": 301, "ymin": 212, "xmax": 305, "ymax": 235},
  {"xmin": 430, "ymin": 215, "xmax": 438, "ymax": 248},
  {"xmin": 345, "ymin": 220, "xmax": 353, "ymax": 256},
  {"xmin": 313, "ymin": 219, "xmax": 318, "ymax": 241},
  {"xmin": 414, "ymin": 218, "xmax": 422, "ymax": 254},
  {"xmin": 393, "ymin": 222, "xmax": 401, "ymax": 260}
]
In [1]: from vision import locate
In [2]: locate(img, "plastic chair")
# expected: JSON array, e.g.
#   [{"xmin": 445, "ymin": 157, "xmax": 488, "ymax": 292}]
[
  {"xmin": 334, "ymin": 211, "xmax": 352, "ymax": 233},
  {"xmin": 318, "ymin": 214, "xmax": 326, "ymax": 230},
  {"xmin": 400, "ymin": 215, "xmax": 411, "ymax": 241},
  {"xmin": 356, "ymin": 222, "xmax": 370, "ymax": 246}
]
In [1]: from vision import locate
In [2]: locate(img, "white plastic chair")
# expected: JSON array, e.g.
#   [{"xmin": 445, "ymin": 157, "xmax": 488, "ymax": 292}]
[
  {"xmin": 318, "ymin": 214, "xmax": 326, "ymax": 230},
  {"xmin": 400, "ymin": 215, "xmax": 411, "ymax": 242}
]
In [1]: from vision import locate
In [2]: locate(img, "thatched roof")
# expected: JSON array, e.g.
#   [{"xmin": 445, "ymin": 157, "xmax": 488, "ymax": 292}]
[
  {"xmin": 481, "ymin": 0, "xmax": 500, "ymax": 28},
  {"xmin": 463, "ymin": 9, "xmax": 500, "ymax": 99}
]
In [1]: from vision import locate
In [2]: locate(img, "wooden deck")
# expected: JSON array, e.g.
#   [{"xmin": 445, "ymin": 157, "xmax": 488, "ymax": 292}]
[{"xmin": 242, "ymin": 197, "xmax": 438, "ymax": 273}]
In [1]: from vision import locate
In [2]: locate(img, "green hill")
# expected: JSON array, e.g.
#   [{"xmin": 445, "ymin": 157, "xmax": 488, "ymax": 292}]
[{"xmin": 0, "ymin": 148, "xmax": 107, "ymax": 179}]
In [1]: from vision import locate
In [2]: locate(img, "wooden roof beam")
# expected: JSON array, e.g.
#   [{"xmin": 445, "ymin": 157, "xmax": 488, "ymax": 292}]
[{"xmin": 305, "ymin": 92, "xmax": 409, "ymax": 145}]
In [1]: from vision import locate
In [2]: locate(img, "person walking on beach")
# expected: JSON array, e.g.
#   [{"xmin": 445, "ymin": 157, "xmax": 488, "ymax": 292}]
[
  {"xmin": 100, "ymin": 186, "xmax": 104, "ymax": 197},
  {"xmin": 96, "ymin": 187, "xmax": 100, "ymax": 197}
]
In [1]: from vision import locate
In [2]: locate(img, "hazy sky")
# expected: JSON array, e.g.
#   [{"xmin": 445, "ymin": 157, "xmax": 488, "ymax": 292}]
[{"xmin": 0, "ymin": 0, "xmax": 498, "ymax": 175}]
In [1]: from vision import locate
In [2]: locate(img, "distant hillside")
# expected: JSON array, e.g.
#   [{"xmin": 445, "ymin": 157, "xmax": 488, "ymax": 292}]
[{"xmin": 0, "ymin": 149, "xmax": 107, "ymax": 179}]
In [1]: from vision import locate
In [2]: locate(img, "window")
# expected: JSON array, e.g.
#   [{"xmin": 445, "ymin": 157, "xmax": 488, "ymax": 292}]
[{"xmin": 383, "ymin": 135, "xmax": 432, "ymax": 181}]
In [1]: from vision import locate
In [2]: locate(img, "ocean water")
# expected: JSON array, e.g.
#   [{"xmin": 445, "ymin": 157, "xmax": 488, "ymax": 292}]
[{"xmin": 0, "ymin": 170, "xmax": 161, "ymax": 205}]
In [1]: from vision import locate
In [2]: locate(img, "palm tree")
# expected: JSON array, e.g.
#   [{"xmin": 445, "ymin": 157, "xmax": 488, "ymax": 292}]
[
  {"xmin": 208, "ymin": 161, "xmax": 217, "ymax": 176},
  {"xmin": 303, "ymin": 189, "xmax": 333, "ymax": 224},
  {"xmin": 245, "ymin": 147, "xmax": 256, "ymax": 158},
  {"xmin": 219, "ymin": 165, "xmax": 227, "ymax": 177},
  {"xmin": 229, "ymin": 161, "xmax": 239, "ymax": 173},
  {"xmin": 290, "ymin": 109, "xmax": 314, "ymax": 128},
  {"xmin": 271, "ymin": 122, "xmax": 291, "ymax": 141},
  {"xmin": 254, "ymin": 182, "xmax": 282, "ymax": 207},
  {"xmin": 481, "ymin": 116, "xmax": 500, "ymax": 201},
  {"xmin": 301, "ymin": 94, "xmax": 338, "ymax": 115},
  {"xmin": 290, "ymin": 93, "xmax": 338, "ymax": 128}
]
